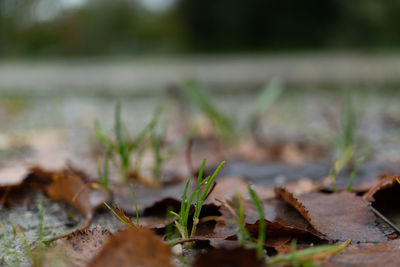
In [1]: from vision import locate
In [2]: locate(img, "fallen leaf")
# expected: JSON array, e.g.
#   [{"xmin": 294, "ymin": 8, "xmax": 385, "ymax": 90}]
[
  {"xmin": 0, "ymin": 167, "xmax": 108, "ymax": 237},
  {"xmin": 45, "ymin": 171, "xmax": 108, "ymax": 236},
  {"xmin": 46, "ymin": 225, "xmax": 111, "ymax": 267},
  {"xmin": 363, "ymin": 174, "xmax": 398, "ymax": 202},
  {"xmin": 89, "ymin": 226, "xmax": 173, "ymax": 267},
  {"xmin": 213, "ymin": 198, "xmax": 325, "ymax": 247},
  {"xmin": 326, "ymin": 239, "xmax": 400, "ymax": 267},
  {"xmin": 275, "ymin": 189, "xmax": 387, "ymax": 243},
  {"xmin": 193, "ymin": 247, "xmax": 266, "ymax": 267}
]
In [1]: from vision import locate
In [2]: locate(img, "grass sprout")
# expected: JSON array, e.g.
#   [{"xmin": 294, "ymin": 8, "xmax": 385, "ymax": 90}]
[
  {"xmin": 339, "ymin": 94, "xmax": 356, "ymax": 158},
  {"xmin": 346, "ymin": 156, "xmax": 366, "ymax": 192},
  {"xmin": 217, "ymin": 186, "xmax": 266, "ymax": 259},
  {"xmin": 247, "ymin": 78, "xmax": 284, "ymax": 131},
  {"xmin": 248, "ymin": 185, "xmax": 266, "ymax": 259},
  {"xmin": 232, "ymin": 191, "xmax": 252, "ymax": 246},
  {"xmin": 267, "ymin": 239, "xmax": 351, "ymax": 266},
  {"xmin": 103, "ymin": 202, "xmax": 132, "ymax": 227},
  {"xmin": 330, "ymin": 146, "xmax": 354, "ymax": 193},
  {"xmin": 104, "ymin": 184, "xmax": 140, "ymax": 226},
  {"xmin": 95, "ymin": 102, "xmax": 160, "ymax": 182},
  {"xmin": 131, "ymin": 184, "xmax": 140, "ymax": 225},
  {"xmin": 97, "ymin": 150, "xmax": 111, "ymax": 194},
  {"xmin": 0, "ymin": 196, "xmax": 52, "ymax": 266},
  {"xmin": 181, "ymin": 79, "xmax": 234, "ymax": 140},
  {"xmin": 170, "ymin": 159, "xmax": 225, "ymax": 239}
]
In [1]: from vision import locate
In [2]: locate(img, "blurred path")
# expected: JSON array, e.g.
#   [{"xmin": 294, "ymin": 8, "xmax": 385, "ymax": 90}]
[{"xmin": 1, "ymin": 53, "xmax": 400, "ymax": 95}]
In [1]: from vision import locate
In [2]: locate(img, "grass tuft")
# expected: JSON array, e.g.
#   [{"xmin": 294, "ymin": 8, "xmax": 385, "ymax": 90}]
[
  {"xmin": 95, "ymin": 102, "xmax": 160, "ymax": 183},
  {"xmin": 170, "ymin": 159, "xmax": 225, "ymax": 239}
]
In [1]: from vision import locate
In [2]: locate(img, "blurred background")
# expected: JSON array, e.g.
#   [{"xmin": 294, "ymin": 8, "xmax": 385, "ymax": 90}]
[
  {"xmin": 2, "ymin": 0, "xmax": 400, "ymax": 56},
  {"xmin": 1, "ymin": 0, "xmax": 400, "ymax": 170}
]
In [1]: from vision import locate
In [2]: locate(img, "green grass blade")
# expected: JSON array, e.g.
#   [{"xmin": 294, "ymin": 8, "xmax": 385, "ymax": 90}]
[
  {"xmin": 248, "ymin": 78, "xmax": 284, "ymax": 120},
  {"xmin": 267, "ymin": 240, "xmax": 350, "ymax": 265},
  {"xmin": 346, "ymin": 156, "xmax": 365, "ymax": 192},
  {"xmin": 195, "ymin": 159, "xmax": 206, "ymax": 203},
  {"xmin": 181, "ymin": 79, "xmax": 233, "ymax": 139},
  {"xmin": 103, "ymin": 202, "xmax": 130, "ymax": 227},
  {"xmin": 131, "ymin": 184, "xmax": 140, "ymax": 225},
  {"xmin": 248, "ymin": 185, "xmax": 265, "ymax": 259}
]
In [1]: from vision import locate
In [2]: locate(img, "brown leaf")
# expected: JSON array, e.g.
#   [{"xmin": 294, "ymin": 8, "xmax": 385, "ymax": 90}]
[
  {"xmin": 46, "ymin": 225, "xmax": 111, "ymax": 267},
  {"xmin": 193, "ymin": 247, "xmax": 266, "ymax": 267},
  {"xmin": 326, "ymin": 239, "xmax": 400, "ymax": 267},
  {"xmin": 0, "ymin": 167, "xmax": 108, "ymax": 237},
  {"xmin": 113, "ymin": 205, "xmax": 135, "ymax": 226},
  {"xmin": 213, "ymin": 198, "xmax": 325, "ymax": 247},
  {"xmin": 363, "ymin": 174, "xmax": 399, "ymax": 202},
  {"xmin": 275, "ymin": 188, "xmax": 387, "ymax": 243},
  {"xmin": 45, "ymin": 171, "xmax": 108, "ymax": 234},
  {"xmin": 89, "ymin": 226, "xmax": 173, "ymax": 267}
]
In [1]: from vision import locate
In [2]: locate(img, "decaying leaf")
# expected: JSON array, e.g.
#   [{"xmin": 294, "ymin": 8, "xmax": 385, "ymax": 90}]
[
  {"xmin": 89, "ymin": 226, "xmax": 173, "ymax": 267},
  {"xmin": 45, "ymin": 171, "xmax": 108, "ymax": 235},
  {"xmin": 193, "ymin": 247, "xmax": 266, "ymax": 267},
  {"xmin": 44, "ymin": 225, "xmax": 111, "ymax": 267},
  {"xmin": 363, "ymin": 174, "xmax": 399, "ymax": 202},
  {"xmin": 0, "ymin": 167, "xmax": 108, "ymax": 237},
  {"xmin": 212, "ymin": 197, "xmax": 325, "ymax": 248},
  {"xmin": 275, "ymin": 188, "xmax": 387, "ymax": 243},
  {"xmin": 326, "ymin": 239, "xmax": 400, "ymax": 267}
]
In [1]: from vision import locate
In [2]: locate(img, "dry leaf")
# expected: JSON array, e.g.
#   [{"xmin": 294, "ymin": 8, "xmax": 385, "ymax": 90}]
[
  {"xmin": 326, "ymin": 239, "xmax": 400, "ymax": 267},
  {"xmin": 89, "ymin": 226, "xmax": 173, "ymax": 267},
  {"xmin": 212, "ymin": 198, "xmax": 325, "ymax": 248},
  {"xmin": 363, "ymin": 175, "xmax": 399, "ymax": 202},
  {"xmin": 275, "ymin": 189, "xmax": 387, "ymax": 243},
  {"xmin": 45, "ymin": 225, "xmax": 111, "ymax": 267}
]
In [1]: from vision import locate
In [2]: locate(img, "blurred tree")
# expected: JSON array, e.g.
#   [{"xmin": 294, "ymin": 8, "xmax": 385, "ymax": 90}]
[{"xmin": 1, "ymin": 0, "xmax": 400, "ymax": 56}]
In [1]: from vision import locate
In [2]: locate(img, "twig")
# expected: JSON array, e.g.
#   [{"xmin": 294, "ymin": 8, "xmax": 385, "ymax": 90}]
[{"xmin": 369, "ymin": 204, "xmax": 400, "ymax": 235}]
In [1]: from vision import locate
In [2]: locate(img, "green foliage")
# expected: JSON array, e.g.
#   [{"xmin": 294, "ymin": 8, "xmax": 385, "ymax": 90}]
[
  {"xmin": 97, "ymin": 151, "xmax": 111, "ymax": 194},
  {"xmin": 103, "ymin": 202, "xmax": 132, "ymax": 227},
  {"xmin": 104, "ymin": 184, "xmax": 140, "ymax": 226},
  {"xmin": 346, "ymin": 156, "xmax": 366, "ymax": 192},
  {"xmin": 181, "ymin": 79, "xmax": 234, "ymax": 140},
  {"xmin": 131, "ymin": 184, "xmax": 140, "ymax": 225},
  {"xmin": 330, "ymin": 146, "xmax": 354, "ymax": 193},
  {"xmin": 0, "ymin": 196, "xmax": 51, "ymax": 266},
  {"xmin": 222, "ymin": 187, "xmax": 266, "ymax": 259},
  {"xmin": 247, "ymin": 78, "xmax": 284, "ymax": 130},
  {"xmin": 232, "ymin": 191, "xmax": 252, "ymax": 246},
  {"xmin": 338, "ymin": 93, "xmax": 356, "ymax": 158},
  {"xmin": 248, "ymin": 185, "xmax": 266, "ymax": 259},
  {"xmin": 181, "ymin": 79, "xmax": 284, "ymax": 140},
  {"xmin": 95, "ymin": 102, "xmax": 160, "ymax": 182},
  {"xmin": 170, "ymin": 159, "xmax": 225, "ymax": 239}
]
